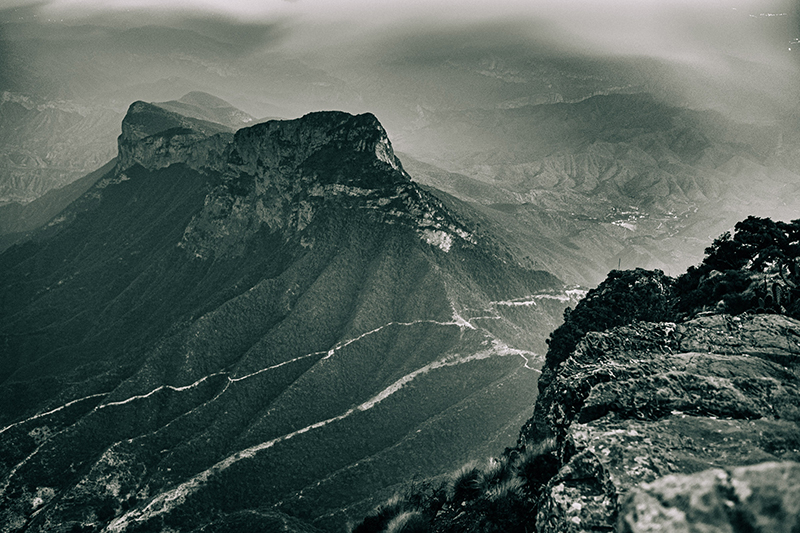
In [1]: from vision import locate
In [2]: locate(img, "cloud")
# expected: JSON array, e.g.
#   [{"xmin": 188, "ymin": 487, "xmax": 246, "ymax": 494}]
[{"xmin": 6, "ymin": 0, "xmax": 797, "ymax": 119}]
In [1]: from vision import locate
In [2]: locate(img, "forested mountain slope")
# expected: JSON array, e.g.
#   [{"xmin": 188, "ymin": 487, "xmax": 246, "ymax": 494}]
[{"xmin": 0, "ymin": 104, "xmax": 575, "ymax": 533}]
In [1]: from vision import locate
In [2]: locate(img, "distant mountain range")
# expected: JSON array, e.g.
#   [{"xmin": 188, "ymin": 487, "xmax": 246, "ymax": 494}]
[
  {"xmin": 8, "ymin": 89, "xmax": 800, "ymax": 289},
  {"xmin": 0, "ymin": 92, "xmax": 121, "ymax": 205},
  {"xmin": 0, "ymin": 101, "xmax": 577, "ymax": 532},
  {"xmin": 402, "ymin": 93, "xmax": 800, "ymax": 285}
]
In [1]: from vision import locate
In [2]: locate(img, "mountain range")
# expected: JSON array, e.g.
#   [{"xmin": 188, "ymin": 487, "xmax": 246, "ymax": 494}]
[
  {"xmin": 1, "ymin": 14, "xmax": 799, "ymax": 532},
  {"xmin": 2, "ymin": 18, "xmax": 798, "ymax": 287},
  {"xmin": 401, "ymin": 93, "xmax": 800, "ymax": 285},
  {"xmin": 8, "ymin": 89, "xmax": 800, "ymax": 289},
  {"xmin": 0, "ymin": 101, "xmax": 577, "ymax": 532}
]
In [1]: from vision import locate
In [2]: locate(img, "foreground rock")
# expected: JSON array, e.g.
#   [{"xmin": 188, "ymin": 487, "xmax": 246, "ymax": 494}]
[
  {"xmin": 521, "ymin": 313, "xmax": 800, "ymax": 532},
  {"xmin": 619, "ymin": 461, "xmax": 800, "ymax": 533}
]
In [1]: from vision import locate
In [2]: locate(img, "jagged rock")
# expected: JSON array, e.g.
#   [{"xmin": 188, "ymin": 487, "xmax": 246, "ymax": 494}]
[
  {"xmin": 523, "ymin": 313, "xmax": 800, "ymax": 532},
  {"xmin": 535, "ymin": 449, "xmax": 618, "ymax": 533},
  {"xmin": 112, "ymin": 107, "xmax": 475, "ymax": 259},
  {"xmin": 618, "ymin": 461, "xmax": 800, "ymax": 533},
  {"xmin": 106, "ymin": 102, "xmax": 482, "ymax": 259}
]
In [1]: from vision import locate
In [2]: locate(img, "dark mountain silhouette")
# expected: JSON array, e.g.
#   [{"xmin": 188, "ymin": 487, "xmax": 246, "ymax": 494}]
[{"xmin": 0, "ymin": 104, "xmax": 576, "ymax": 532}]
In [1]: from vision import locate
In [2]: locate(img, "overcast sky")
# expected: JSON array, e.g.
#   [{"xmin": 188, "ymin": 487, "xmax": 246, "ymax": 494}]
[
  {"xmin": 5, "ymin": 0, "xmax": 797, "ymax": 65},
  {"xmin": 1, "ymin": 0, "xmax": 797, "ymax": 121}
]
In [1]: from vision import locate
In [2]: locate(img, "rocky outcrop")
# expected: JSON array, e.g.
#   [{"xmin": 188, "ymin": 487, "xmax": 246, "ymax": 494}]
[
  {"xmin": 114, "ymin": 107, "xmax": 479, "ymax": 259},
  {"xmin": 619, "ymin": 461, "xmax": 800, "ymax": 533},
  {"xmin": 116, "ymin": 101, "xmax": 233, "ymax": 172},
  {"xmin": 521, "ymin": 313, "xmax": 800, "ymax": 532}
]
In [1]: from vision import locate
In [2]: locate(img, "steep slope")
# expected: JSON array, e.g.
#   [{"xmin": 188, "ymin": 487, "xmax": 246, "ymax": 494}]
[
  {"xmin": 0, "ymin": 92, "xmax": 258, "ymax": 256},
  {"xmin": 0, "ymin": 106, "xmax": 574, "ymax": 532},
  {"xmin": 346, "ymin": 315, "xmax": 800, "ymax": 533}
]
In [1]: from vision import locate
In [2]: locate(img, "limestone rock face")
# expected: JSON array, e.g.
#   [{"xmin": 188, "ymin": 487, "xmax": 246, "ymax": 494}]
[
  {"xmin": 179, "ymin": 111, "xmax": 465, "ymax": 258},
  {"xmin": 618, "ymin": 462, "xmax": 800, "ymax": 533},
  {"xmin": 113, "ymin": 103, "xmax": 477, "ymax": 259},
  {"xmin": 522, "ymin": 314, "xmax": 800, "ymax": 532}
]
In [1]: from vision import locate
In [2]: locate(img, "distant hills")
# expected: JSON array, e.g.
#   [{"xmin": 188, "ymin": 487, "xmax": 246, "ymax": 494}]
[
  {"xmin": 402, "ymin": 93, "xmax": 800, "ymax": 285},
  {"xmin": 0, "ymin": 92, "xmax": 121, "ymax": 205},
  {"xmin": 0, "ymin": 102, "xmax": 576, "ymax": 532},
  {"xmin": 153, "ymin": 92, "xmax": 256, "ymax": 129}
]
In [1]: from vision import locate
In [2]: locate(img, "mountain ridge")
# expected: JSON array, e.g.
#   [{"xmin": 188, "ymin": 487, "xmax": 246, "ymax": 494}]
[{"xmin": 0, "ymin": 103, "xmax": 572, "ymax": 533}]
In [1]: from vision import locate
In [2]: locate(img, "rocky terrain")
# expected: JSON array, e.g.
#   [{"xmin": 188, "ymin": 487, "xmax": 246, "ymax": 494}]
[
  {"xmin": 524, "ymin": 314, "xmax": 800, "ymax": 532},
  {"xmin": 0, "ymin": 103, "xmax": 576, "ymax": 533}
]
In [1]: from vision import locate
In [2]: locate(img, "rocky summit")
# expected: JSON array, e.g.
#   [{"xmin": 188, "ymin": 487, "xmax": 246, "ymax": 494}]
[{"xmin": 0, "ymin": 104, "xmax": 573, "ymax": 532}]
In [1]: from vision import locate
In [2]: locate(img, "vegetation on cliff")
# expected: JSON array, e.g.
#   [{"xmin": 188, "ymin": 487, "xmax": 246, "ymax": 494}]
[
  {"xmin": 676, "ymin": 216, "xmax": 800, "ymax": 319},
  {"xmin": 543, "ymin": 215, "xmax": 800, "ymax": 390}
]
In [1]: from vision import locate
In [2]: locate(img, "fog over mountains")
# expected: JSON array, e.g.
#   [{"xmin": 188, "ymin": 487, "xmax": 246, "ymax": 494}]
[
  {"xmin": 1, "ymin": 0, "xmax": 799, "ymax": 282},
  {"xmin": 1, "ymin": 1, "xmax": 800, "ymax": 532}
]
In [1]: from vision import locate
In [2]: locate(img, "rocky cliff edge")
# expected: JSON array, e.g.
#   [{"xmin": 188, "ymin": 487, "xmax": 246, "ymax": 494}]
[{"xmin": 521, "ymin": 313, "xmax": 800, "ymax": 532}]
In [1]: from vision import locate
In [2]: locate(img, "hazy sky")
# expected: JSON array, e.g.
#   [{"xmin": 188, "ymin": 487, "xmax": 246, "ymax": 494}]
[
  {"xmin": 1, "ymin": 0, "xmax": 797, "ymax": 120},
  {"xmin": 7, "ymin": 0, "xmax": 798, "ymax": 65}
]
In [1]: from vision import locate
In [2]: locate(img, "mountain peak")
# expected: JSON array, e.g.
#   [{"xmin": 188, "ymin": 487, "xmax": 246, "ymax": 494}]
[
  {"xmin": 227, "ymin": 111, "xmax": 407, "ymax": 186},
  {"xmin": 121, "ymin": 100, "xmax": 231, "ymax": 141},
  {"xmin": 116, "ymin": 101, "xmax": 233, "ymax": 173},
  {"xmin": 179, "ymin": 111, "xmax": 440, "ymax": 258},
  {"xmin": 112, "ymin": 103, "xmax": 468, "ymax": 258}
]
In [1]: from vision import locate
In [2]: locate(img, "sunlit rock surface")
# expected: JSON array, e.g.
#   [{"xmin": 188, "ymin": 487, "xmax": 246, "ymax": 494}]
[{"xmin": 522, "ymin": 314, "xmax": 800, "ymax": 532}]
